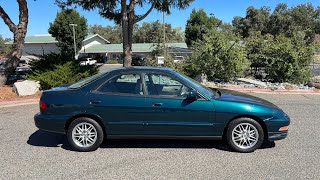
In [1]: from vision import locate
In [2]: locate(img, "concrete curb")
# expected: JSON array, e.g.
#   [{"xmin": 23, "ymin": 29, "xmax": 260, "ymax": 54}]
[
  {"xmin": 223, "ymin": 87, "xmax": 320, "ymax": 94},
  {"xmin": 0, "ymin": 98, "xmax": 39, "ymax": 108}
]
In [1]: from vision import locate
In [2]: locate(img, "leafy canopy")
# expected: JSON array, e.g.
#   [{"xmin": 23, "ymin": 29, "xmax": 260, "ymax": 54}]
[
  {"xmin": 89, "ymin": 21, "xmax": 184, "ymax": 44},
  {"xmin": 185, "ymin": 8, "xmax": 221, "ymax": 47},
  {"xmin": 233, "ymin": 3, "xmax": 320, "ymax": 42},
  {"xmin": 185, "ymin": 29, "xmax": 249, "ymax": 81},
  {"xmin": 245, "ymin": 31, "xmax": 314, "ymax": 83},
  {"xmin": 48, "ymin": 9, "xmax": 88, "ymax": 59},
  {"xmin": 56, "ymin": 0, "xmax": 194, "ymax": 24}
]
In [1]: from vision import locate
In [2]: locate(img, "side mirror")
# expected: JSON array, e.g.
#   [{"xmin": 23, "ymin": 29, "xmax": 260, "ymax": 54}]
[{"xmin": 187, "ymin": 90, "xmax": 197, "ymax": 100}]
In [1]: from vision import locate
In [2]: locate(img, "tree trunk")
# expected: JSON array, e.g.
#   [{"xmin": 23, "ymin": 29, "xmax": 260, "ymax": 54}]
[
  {"xmin": 0, "ymin": 0, "xmax": 28, "ymax": 85},
  {"xmin": 121, "ymin": 0, "xmax": 131, "ymax": 67}
]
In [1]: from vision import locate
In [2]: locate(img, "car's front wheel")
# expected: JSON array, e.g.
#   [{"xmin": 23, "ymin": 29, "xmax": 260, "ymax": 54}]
[
  {"xmin": 67, "ymin": 117, "xmax": 104, "ymax": 152},
  {"xmin": 226, "ymin": 118, "xmax": 264, "ymax": 153}
]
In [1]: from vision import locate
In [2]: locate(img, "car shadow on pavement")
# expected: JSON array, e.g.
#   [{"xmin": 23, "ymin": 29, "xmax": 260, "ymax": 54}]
[
  {"xmin": 27, "ymin": 130, "xmax": 71, "ymax": 150},
  {"xmin": 27, "ymin": 130, "xmax": 275, "ymax": 152}
]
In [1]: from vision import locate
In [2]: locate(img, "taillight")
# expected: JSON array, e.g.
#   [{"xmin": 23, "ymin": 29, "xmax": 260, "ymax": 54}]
[{"xmin": 39, "ymin": 101, "xmax": 48, "ymax": 110}]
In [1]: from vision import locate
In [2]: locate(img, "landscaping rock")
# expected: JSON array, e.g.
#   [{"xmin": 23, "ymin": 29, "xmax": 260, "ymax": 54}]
[
  {"xmin": 309, "ymin": 76, "xmax": 320, "ymax": 89},
  {"xmin": 13, "ymin": 80, "xmax": 40, "ymax": 96},
  {"xmin": 194, "ymin": 73, "xmax": 208, "ymax": 83},
  {"xmin": 236, "ymin": 78, "xmax": 268, "ymax": 88}
]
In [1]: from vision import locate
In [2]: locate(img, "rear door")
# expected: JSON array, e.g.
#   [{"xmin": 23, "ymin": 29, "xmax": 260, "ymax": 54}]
[{"xmin": 89, "ymin": 73, "xmax": 146, "ymax": 136}]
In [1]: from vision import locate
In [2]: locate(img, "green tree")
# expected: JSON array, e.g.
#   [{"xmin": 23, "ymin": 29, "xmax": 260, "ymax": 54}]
[
  {"xmin": 56, "ymin": 0, "xmax": 194, "ymax": 67},
  {"xmin": 234, "ymin": 3, "xmax": 320, "ymax": 43},
  {"xmin": 186, "ymin": 29, "xmax": 249, "ymax": 81},
  {"xmin": 266, "ymin": 33, "xmax": 313, "ymax": 83},
  {"xmin": 245, "ymin": 31, "xmax": 313, "ymax": 83},
  {"xmin": 245, "ymin": 31, "xmax": 273, "ymax": 70},
  {"xmin": 185, "ymin": 8, "xmax": 221, "ymax": 47},
  {"xmin": 232, "ymin": 6, "xmax": 270, "ymax": 38},
  {"xmin": 89, "ymin": 24, "xmax": 122, "ymax": 43},
  {"xmin": 0, "ymin": 0, "xmax": 28, "ymax": 85},
  {"xmin": 48, "ymin": 9, "xmax": 88, "ymax": 59},
  {"xmin": 133, "ymin": 21, "xmax": 184, "ymax": 43}
]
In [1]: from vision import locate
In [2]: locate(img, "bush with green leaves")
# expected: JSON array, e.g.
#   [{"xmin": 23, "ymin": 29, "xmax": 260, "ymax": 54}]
[
  {"xmin": 28, "ymin": 61, "xmax": 98, "ymax": 89},
  {"xmin": 28, "ymin": 53, "xmax": 70, "ymax": 72},
  {"xmin": 105, "ymin": 59, "xmax": 120, "ymax": 64},
  {"xmin": 267, "ymin": 33, "xmax": 313, "ymax": 83},
  {"xmin": 245, "ymin": 31, "xmax": 313, "ymax": 83},
  {"xmin": 185, "ymin": 29, "xmax": 249, "ymax": 81}
]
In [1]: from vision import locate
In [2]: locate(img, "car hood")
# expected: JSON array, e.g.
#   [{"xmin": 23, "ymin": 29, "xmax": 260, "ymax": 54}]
[{"xmin": 217, "ymin": 89, "xmax": 278, "ymax": 108}]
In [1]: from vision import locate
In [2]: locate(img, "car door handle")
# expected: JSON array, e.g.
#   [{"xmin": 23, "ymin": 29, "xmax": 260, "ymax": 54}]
[
  {"xmin": 90, "ymin": 100, "xmax": 101, "ymax": 104},
  {"xmin": 152, "ymin": 103, "xmax": 163, "ymax": 107}
]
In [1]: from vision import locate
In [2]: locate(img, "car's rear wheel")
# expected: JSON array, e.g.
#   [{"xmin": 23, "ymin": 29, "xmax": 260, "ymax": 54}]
[
  {"xmin": 226, "ymin": 118, "xmax": 264, "ymax": 153},
  {"xmin": 67, "ymin": 117, "xmax": 104, "ymax": 152}
]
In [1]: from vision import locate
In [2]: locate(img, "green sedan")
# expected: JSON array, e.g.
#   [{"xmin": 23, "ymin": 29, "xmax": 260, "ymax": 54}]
[{"xmin": 34, "ymin": 67, "xmax": 290, "ymax": 153}]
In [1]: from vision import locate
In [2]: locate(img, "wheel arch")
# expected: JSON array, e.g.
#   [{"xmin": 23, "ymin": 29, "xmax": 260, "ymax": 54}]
[
  {"xmin": 65, "ymin": 114, "xmax": 107, "ymax": 136},
  {"xmin": 223, "ymin": 114, "xmax": 268, "ymax": 140}
]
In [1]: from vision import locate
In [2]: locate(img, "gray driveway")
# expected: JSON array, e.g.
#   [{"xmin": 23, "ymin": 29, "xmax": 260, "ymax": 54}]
[{"xmin": 0, "ymin": 93, "xmax": 319, "ymax": 179}]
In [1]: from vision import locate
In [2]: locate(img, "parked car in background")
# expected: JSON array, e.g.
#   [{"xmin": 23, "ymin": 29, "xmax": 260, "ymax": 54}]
[
  {"xmin": 19, "ymin": 59, "xmax": 27, "ymax": 66},
  {"xmin": 8, "ymin": 66, "xmax": 32, "ymax": 82},
  {"xmin": 173, "ymin": 56, "xmax": 185, "ymax": 63},
  {"xmin": 80, "ymin": 58, "xmax": 97, "ymax": 66},
  {"xmin": 34, "ymin": 67, "xmax": 290, "ymax": 153}
]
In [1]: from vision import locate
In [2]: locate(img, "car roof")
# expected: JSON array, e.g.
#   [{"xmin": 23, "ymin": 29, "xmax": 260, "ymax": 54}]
[{"xmin": 107, "ymin": 66, "xmax": 175, "ymax": 74}]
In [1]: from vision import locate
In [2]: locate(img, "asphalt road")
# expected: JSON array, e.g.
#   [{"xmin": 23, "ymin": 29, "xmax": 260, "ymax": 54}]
[{"xmin": 0, "ymin": 93, "xmax": 320, "ymax": 179}]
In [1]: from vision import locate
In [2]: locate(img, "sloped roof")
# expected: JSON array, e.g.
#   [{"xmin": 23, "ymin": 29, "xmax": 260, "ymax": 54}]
[
  {"xmin": 5, "ymin": 33, "xmax": 108, "ymax": 44},
  {"xmin": 79, "ymin": 43, "xmax": 189, "ymax": 53}
]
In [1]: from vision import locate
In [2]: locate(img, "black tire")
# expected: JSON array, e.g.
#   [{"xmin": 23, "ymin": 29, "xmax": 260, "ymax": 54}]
[
  {"xmin": 226, "ymin": 118, "xmax": 264, "ymax": 153},
  {"xmin": 67, "ymin": 117, "xmax": 104, "ymax": 152}
]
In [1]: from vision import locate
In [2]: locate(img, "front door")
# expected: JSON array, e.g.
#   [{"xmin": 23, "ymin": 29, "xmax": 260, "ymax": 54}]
[{"xmin": 142, "ymin": 73, "xmax": 215, "ymax": 136}]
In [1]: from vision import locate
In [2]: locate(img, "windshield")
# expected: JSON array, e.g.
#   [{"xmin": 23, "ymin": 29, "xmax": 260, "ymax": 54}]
[
  {"xmin": 174, "ymin": 71, "xmax": 218, "ymax": 99},
  {"xmin": 68, "ymin": 72, "xmax": 106, "ymax": 89}
]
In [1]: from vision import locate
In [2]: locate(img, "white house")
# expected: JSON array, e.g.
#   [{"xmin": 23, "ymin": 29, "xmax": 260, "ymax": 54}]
[
  {"xmin": 6, "ymin": 34, "xmax": 191, "ymax": 63},
  {"xmin": 6, "ymin": 34, "xmax": 110, "ymax": 63}
]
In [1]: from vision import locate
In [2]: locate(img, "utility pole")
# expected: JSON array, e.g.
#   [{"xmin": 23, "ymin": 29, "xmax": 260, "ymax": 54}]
[
  {"xmin": 69, "ymin": 24, "xmax": 78, "ymax": 58},
  {"xmin": 162, "ymin": 11, "xmax": 166, "ymax": 56}
]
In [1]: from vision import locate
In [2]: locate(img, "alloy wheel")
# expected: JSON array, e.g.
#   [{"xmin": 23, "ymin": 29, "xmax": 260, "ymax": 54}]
[
  {"xmin": 231, "ymin": 123, "xmax": 259, "ymax": 150},
  {"xmin": 72, "ymin": 122, "xmax": 98, "ymax": 148}
]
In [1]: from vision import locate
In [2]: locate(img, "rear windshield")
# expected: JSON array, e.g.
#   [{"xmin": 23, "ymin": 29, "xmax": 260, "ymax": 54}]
[{"xmin": 68, "ymin": 73, "xmax": 106, "ymax": 89}]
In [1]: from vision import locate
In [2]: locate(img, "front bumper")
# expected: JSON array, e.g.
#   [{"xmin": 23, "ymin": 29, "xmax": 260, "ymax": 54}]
[
  {"xmin": 265, "ymin": 114, "xmax": 290, "ymax": 141},
  {"xmin": 34, "ymin": 113, "xmax": 68, "ymax": 134},
  {"xmin": 268, "ymin": 131, "xmax": 288, "ymax": 141}
]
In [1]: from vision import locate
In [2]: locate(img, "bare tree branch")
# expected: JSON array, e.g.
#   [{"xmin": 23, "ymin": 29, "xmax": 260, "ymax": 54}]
[
  {"xmin": 134, "ymin": 1, "xmax": 156, "ymax": 23},
  {"xmin": 0, "ymin": 6, "xmax": 17, "ymax": 32}
]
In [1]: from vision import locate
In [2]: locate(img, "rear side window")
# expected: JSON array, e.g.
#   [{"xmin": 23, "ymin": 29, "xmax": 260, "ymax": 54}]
[
  {"xmin": 97, "ymin": 74, "xmax": 143, "ymax": 95},
  {"xmin": 68, "ymin": 73, "xmax": 106, "ymax": 89}
]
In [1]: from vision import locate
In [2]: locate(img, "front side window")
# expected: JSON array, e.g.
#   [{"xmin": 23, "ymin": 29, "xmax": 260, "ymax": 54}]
[
  {"xmin": 144, "ymin": 74, "xmax": 191, "ymax": 98},
  {"xmin": 98, "ymin": 74, "xmax": 143, "ymax": 95}
]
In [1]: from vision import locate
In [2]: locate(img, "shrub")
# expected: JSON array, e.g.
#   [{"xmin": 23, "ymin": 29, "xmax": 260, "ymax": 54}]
[
  {"xmin": 185, "ymin": 29, "xmax": 249, "ymax": 81},
  {"xmin": 28, "ymin": 61, "xmax": 98, "ymax": 89},
  {"xmin": 105, "ymin": 59, "xmax": 120, "ymax": 64},
  {"xmin": 245, "ymin": 32, "xmax": 314, "ymax": 83},
  {"xmin": 28, "ymin": 53, "xmax": 70, "ymax": 72},
  {"xmin": 265, "ymin": 33, "xmax": 313, "ymax": 83}
]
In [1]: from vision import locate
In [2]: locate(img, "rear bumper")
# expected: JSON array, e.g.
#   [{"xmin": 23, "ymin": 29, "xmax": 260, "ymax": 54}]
[{"xmin": 34, "ymin": 113, "xmax": 68, "ymax": 134}]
